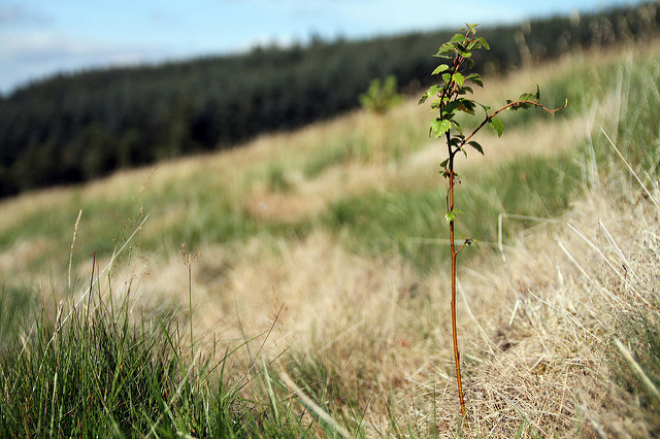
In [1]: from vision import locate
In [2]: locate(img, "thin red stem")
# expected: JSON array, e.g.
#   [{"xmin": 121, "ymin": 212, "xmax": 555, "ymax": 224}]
[{"xmin": 446, "ymin": 131, "xmax": 469, "ymax": 431}]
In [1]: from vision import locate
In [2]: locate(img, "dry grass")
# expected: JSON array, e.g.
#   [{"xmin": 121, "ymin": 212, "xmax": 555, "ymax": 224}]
[{"xmin": 103, "ymin": 165, "xmax": 660, "ymax": 437}]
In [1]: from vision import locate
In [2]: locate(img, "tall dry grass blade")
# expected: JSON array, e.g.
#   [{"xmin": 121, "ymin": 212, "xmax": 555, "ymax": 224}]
[
  {"xmin": 63, "ymin": 212, "xmax": 150, "ymax": 327},
  {"xmin": 601, "ymin": 128, "xmax": 660, "ymax": 212},
  {"xmin": 319, "ymin": 319, "xmax": 365, "ymax": 353},
  {"xmin": 613, "ymin": 338, "xmax": 660, "ymax": 406},
  {"xmin": 457, "ymin": 279, "xmax": 497, "ymax": 358},
  {"xmin": 575, "ymin": 400, "xmax": 608, "ymax": 439},
  {"xmin": 555, "ymin": 237, "xmax": 592, "ymax": 282},
  {"xmin": 567, "ymin": 223, "xmax": 628, "ymax": 286},
  {"xmin": 278, "ymin": 371, "xmax": 353, "ymax": 439},
  {"xmin": 497, "ymin": 214, "xmax": 559, "ymax": 256},
  {"xmin": 597, "ymin": 219, "xmax": 630, "ymax": 268},
  {"xmin": 68, "ymin": 209, "xmax": 82, "ymax": 292},
  {"xmin": 525, "ymin": 288, "xmax": 602, "ymax": 344}
]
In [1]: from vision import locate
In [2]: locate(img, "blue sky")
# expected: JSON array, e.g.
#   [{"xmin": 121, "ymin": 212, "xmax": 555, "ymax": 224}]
[{"xmin": 0, "ymin": 0, "xmax": 645, "ymax": 94}]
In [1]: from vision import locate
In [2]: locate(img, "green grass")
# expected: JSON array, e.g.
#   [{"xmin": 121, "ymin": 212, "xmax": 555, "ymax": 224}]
[
  {"xmin": 0, "ymin": 285, "xmax": 33, "ymax": 347},
  {"xmin": 323, "ymin": 149, "xmax": 583, "ymax": 271},
  {"xmin": 0, "ymin": 285, "xmax": 232, "ymax": 437},
  {"xmin": 266, "ymin": 164, "xmax": 293, "ymax": 193},
  {"xmin": 0, "ymin": 273, "xmax": 359, "ymax": 438},
  {"xmin": 303, "ymin": 142, "xmax": 355, "ymax": 179}
]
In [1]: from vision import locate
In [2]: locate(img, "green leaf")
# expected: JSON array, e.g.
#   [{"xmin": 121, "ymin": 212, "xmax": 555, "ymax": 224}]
[
  {"xmin": 432, "ymin": 64, "xmax": 450, "ymax": 75},
  {"xmin": 418, "ymin": 85, "xmax": 443, "ymax": 105},
  {"xmin": 427, "ymin": 85, "xmax": 443, "ymax": 96},
  {"xmin": 466, "ymin": 73, "xmax": 483, "ymax": 87},
  {"xmin": 449, "ymin": 136, "xmax": 463, "ymax": 147},
  {"xmin": 468, "ymin": 141, "xmax": 484, "ymax": 155},
  {"xmin": 489, "ymin": 118, "xmax": 504, "ymax": 137},
  {"xmin": 465, "ymin": 23, "xmax": 479, "ymax": 34},
  {"xmin": 435, "ymin": 42, "xmax": 455, "ymax": 56},
  {"xmin": 439, "ymin": 158, "xmax": 449, "ymax": 168},
  {"xmin": 455, "ymin": 45, "xmax": 472, "ymax": 58},
  {"xmin": 441, "ymin": 103, "xmax": 457, "ymax": 118},
  {"xmin": 453, "ymin": 72, "xmax": 465, "ymax": 88},
  {"xmin": 445, "ymin": 209, "xmax": 464, "ymax": 223},
  {"xmin": 519, "ymin": 84, "xmax": 541, "ymax": 102},
  {"xmin": 442, "ymin": 100, "xmax": 471, "ymax": 118},
  {"xmin": 477, "ymin": 37, "xmax": 490, "ymax": 50},
  {"xmin": 451, "ymin": 33, "xmax": 468, "ymax": 43},
  {"xmin": 430, "ymin": 99, "xmax": 443, "ymax": 110},
  {"xmin": 452, "ymin": 120, "xmax": 464, "ymax": 136},
  {"xmin": 477, "ymin": 102, "xmax": 491, "ymax": 113},
  {"xmin": 430, "ymin": 119, "xmax": 451, "ymax": 138},
  {"xmin": 458, "ymin": 99, "xmax": 476, "ymax": 114},
  {"xmin": 466, "ymin": 37, "xmax": 488, "ymax": 51}
]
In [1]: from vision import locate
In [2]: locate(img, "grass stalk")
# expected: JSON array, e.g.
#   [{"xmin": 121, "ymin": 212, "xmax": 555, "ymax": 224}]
[
  {"xmin": 614, "ymin": 338, "xmax": 660, "ymax": 406},
  {"xmin": 279, "ymin": 371, "xmax": 353, "ymax": 439}
]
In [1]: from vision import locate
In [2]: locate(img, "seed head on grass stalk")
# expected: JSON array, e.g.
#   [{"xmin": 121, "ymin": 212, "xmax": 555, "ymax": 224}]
[{"xmin": 419, "ymin": 23, "xmax": 566, "ymax": 430}]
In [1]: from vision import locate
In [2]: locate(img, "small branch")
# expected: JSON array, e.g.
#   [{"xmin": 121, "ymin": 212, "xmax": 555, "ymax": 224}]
[
  {"xmin": 455, "ymin": 238, "xmax": 474, "ymax": 255},
  {"xmin": 462, "ymin": 98, "xmax": 568, "ymax": 147}
]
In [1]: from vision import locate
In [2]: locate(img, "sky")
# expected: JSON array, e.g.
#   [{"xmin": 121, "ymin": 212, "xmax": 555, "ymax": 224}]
[{"xmin": 0, "ymin": 0, "xmax": 647, "ymax": 95}]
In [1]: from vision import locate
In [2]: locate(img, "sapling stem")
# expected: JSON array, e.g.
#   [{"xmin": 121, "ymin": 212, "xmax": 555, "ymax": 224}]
[{"xmin": 446, "ymin": 130, "xmax": 468, "ymax": 426}]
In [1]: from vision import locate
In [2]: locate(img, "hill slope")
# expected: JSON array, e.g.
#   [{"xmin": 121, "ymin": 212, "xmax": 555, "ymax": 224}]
[{"xmin": 1, "ymin": 39, "xmax": 660, "ymax": 436}]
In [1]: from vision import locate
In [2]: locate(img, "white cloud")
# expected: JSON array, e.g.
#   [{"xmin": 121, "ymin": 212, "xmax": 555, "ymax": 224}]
[
  {"xmin": 0, "ymin": 4, "xmax": 50, "ymax": 26},
  {"xmin": 0, "ymin": 31, "xmax": 171, "ymax": 93},
  {"xmin": 0, "ymin": 31, "xmax": 162, "ymax": 63}
]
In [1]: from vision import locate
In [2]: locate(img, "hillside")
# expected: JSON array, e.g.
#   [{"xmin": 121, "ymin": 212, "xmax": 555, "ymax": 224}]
[
  {"xmin": 1, "ymin": 32, "xmax": 660, "ymax": 436},
  {"xmin": 0, "ymin": 2, "xmax": 659, "ymax": 198}
]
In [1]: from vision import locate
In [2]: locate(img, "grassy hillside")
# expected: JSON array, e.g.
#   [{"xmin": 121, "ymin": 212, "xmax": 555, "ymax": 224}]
[{"xmin": 1, "ymin": 39, "xmax": 660, "ymax": 437}]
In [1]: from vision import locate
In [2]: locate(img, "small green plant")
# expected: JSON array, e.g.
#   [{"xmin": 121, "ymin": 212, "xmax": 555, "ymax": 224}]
[
  {"xmin": 359, "ymin": 75, "xmax": 403, "ymax": 114},
  {"xmin": 419, "ymin": 24, "xmax": 566, "ymax": 430},
  {"xmin": 267, "ymin": 163, "xmax": 292, "ymax": 192}
]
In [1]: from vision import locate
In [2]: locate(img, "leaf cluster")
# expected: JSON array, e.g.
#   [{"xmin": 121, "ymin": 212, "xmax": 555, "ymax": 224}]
[
  {"xmin": 420, "ymin": 24, "xmax": 493, "ymax": 159},
  {"xmin": 420, "ymin": 25, "xmax": 562, "ymax": 167}
]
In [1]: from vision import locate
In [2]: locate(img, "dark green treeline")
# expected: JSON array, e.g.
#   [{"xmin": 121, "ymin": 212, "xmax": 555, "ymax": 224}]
[{"xmin": 0, "ymin": 2, "xmax": 658, "ymax": 197}]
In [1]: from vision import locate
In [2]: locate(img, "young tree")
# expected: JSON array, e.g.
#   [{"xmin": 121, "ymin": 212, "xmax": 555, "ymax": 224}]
[{"xmin": 419, "ymin": 24, "xmax": 566, "ymax": 430}]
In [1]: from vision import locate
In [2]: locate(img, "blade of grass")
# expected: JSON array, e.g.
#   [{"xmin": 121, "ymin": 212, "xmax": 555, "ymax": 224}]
[
  {"xmin": 614, "ymin": 338, "xmax": 660, "ymax": 406},
  {"xmin": 279, "ymin": 371, "xmax": 352, "ymax": 439}
]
